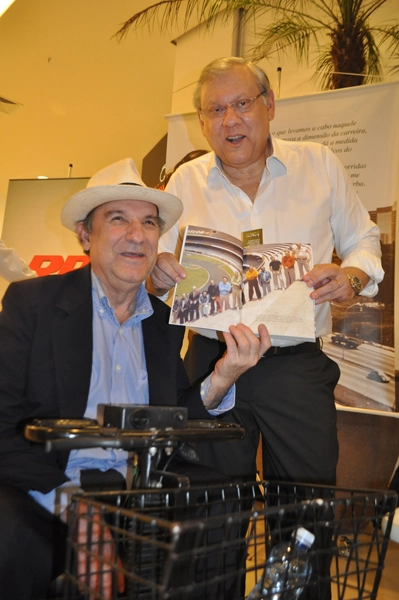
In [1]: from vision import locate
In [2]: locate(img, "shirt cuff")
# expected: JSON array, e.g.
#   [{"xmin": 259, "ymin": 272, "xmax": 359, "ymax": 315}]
[
  {"xmin": 340, "ymin": 251, "xmax": 384, "ymax": 298},
  {"xmin": 200, "ymin": 373, "xmax": 236, "ymax": 415},
  {"xmin": 29, "ymin": 480, "xmax": 83, "ymax": 516}
]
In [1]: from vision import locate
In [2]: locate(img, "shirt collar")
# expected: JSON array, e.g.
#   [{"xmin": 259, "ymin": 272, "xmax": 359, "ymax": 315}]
[
  {"xmin": 91, "ymin": 271, "xmax": 153, "ymax": 325},
  {"xmin": 207, "ymin": 134, "xmax": 287, "ymax": 186},
  {"xmin": 268, "ymin": 135, "xmax": 288, "ymax": 177}
]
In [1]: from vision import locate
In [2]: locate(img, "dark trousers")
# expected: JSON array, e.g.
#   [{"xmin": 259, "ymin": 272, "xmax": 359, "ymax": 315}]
[
  {"xmin": 184, "ymin": 335, "xmax": 340, "ymax": 600},
  {"xmin": 248, "ymin": 279, "xmax": 262, "ymax": 300},
  {"xmin": 389, "ymin": 464, "xmax": 399, "ymax": 494},
  {"xmin": 133, "ymin": 455, "xmax": 249, "ymax": 600},
  {"xmin": 0, "ymin": 460, "xmax": 241, "ymax": 600},
  {"xmin": 0, "ymin": 482, "xmax": 68, "ymax": 600},
  {"xmin": 209, "ymin": 296, "xmax": 220, "ymax": 314},
  {"xmin": 184, "ymin": 334, "xmax": 339, "ymax": 484}
]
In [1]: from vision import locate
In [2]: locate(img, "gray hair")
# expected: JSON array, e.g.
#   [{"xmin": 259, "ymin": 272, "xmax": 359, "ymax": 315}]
[{"xmin": 193, "ymin": 57, "xmax": 271, "ymax": 111}]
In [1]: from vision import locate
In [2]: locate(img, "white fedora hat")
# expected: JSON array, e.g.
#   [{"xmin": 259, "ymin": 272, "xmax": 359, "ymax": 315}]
[{"xmin": 61, "ymin": 158, "xmax": 183, "ymax": 233}]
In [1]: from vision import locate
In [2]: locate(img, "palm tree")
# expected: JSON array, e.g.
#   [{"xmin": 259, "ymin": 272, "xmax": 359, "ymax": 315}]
[{"xmin": 115, "ymin": 0, "xmax": 399, "ymax": 89}]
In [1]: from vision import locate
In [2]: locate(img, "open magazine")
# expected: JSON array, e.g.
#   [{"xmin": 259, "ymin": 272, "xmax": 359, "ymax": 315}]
[{"xmin": 169, "ymin": 225, "xmax": 316, "ymax": 346}]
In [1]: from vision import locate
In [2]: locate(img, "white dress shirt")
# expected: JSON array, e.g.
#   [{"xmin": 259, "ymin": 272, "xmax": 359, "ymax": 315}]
[{"xmin": 161, "ymin": 137, "xmax": 384, "ymax": 340}]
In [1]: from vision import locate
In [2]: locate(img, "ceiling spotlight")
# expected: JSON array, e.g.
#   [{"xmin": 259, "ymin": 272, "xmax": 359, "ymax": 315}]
[{"xmin": 0, "ymin": 1, "xmax": 16, "ymax": 18}]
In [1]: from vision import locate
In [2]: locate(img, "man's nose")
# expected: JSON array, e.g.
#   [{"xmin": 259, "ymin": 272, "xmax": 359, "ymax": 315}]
[
  {"xmin": 222, "ymin": 105, "xmax": 241, "ymax": 125},
  {"xmin": 125, "ymin": 219, "xmax": 144, "ymax": 242}
]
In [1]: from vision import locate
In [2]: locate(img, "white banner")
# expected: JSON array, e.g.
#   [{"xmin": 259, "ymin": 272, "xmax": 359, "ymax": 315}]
[
  {"xmin": 271, "ymin": 82, "xmax": 399, "ymax": 415},
  {"xmin": 271, "ymin": 81, "xmax": 399, "ymax": 212},
  {"xmin": 0, "ymin": 178, "xmax": 89, "ymax": 301}
]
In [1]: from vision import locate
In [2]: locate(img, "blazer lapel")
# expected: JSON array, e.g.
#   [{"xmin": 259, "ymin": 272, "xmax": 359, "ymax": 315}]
[
  {"xmin": 142, "ymin": 301, "xmax": 176, "ymax": 407},
  {"xmin": 52, "ymin": 265, "xmax": 93, "ymax": 418}
]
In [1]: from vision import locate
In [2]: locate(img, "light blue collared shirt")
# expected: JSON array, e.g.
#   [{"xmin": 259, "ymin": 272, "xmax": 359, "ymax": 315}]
[
  {"xmin": 219, "ymin": 281, "xmax": 232, "ymax": 295},
  {"xmin": 30, "ymin": 273, "xmax": 234, "ymax": 514}
]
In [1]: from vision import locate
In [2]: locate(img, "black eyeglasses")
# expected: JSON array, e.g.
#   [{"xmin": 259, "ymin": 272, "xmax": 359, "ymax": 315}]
[{"xmin": 201, "ymin": 91, "xmax": 266, "ymax": 119}]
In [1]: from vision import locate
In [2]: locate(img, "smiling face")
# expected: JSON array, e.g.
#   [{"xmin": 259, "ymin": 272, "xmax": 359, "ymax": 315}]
[
  {"xmin": 76, "ymin": 199, "xmax": 160, "ymax": 296},
  {"xmin": 198, "ymin": 65, "xmax": 275, "ymax": 172}
]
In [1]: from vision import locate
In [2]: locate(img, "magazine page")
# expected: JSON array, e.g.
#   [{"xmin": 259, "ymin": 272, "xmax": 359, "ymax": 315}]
[
  {"xmin": 169, "ymin": 230, "xmax": 315, "ymax": 346},
  {"xmin": 241, "ymin": 243, "xmax": 316, "ymax": 345},
  {"xmin": 169, "ymin": 225, "xmax": 244, "ymax": 328}
]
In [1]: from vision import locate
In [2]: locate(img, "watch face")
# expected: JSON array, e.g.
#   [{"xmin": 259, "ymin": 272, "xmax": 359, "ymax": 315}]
[{"xmin": 347, "ymin": 274, "xmax": 363, "ymax": 294}]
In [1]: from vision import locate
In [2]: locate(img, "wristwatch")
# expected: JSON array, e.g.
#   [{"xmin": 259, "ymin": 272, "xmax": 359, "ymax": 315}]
[{"xmin": 346, "ymin": 273, "xmax": 364, "ymax": 295}]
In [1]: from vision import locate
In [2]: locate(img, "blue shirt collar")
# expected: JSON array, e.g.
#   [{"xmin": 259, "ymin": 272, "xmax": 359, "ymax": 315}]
[{"xmin": 91, "ymin": 271, "xmax": 153, "ymax": 326}]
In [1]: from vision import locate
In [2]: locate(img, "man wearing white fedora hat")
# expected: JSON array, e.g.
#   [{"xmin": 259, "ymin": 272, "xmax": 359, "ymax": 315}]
[{"xmin": 0, "ymin": 157, "xmax": 270, "ymax": 599}]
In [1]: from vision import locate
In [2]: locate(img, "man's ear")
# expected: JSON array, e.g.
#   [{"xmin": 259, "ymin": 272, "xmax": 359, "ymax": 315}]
[
  {"xmin": 266, "ymin": 89, "xmax": 276, "ymax": 121},
  {"xmin": 75, "ymin": 222, "xmax": 90, "ymax": 252}
]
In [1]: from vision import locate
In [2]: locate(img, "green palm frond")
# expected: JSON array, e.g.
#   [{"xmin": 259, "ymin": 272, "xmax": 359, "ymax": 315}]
[
  {"xmin": 379, "ymin": 23, "xmax": 399, "ymax": 74},
  {"xmin": 116, "ymin": 0, "xmax": 399, "ymax": 89},
  {"xmin": 379, "ymin": 23, "xmax": 399, "ymax": 52},
  {"xmin": 115, "ymin": 0, "xmax": 191, "ymax": 39},
  {"xmin": 313, "ymin": 48, "xmax": 336, "ymax": 89},
  {"xmin": 115, "ymin": 0, "xmax": 250, "ymax": 40},
  {"xmin": 250, "ymin": 19, "xmax": 320, "ymax": 63},
  {"xmin": 363, "ymin": 30, "xmax": 383, "ymax": 81}
]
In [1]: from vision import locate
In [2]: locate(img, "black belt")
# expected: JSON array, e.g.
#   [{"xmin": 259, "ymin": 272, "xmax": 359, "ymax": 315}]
[
  {"xmin": 261, "ymin": 338, "xmax": 321, "ymax": 358},
  {"xmin": 192, "ymin": 333, "xmax": 321, "ymax": 358}
]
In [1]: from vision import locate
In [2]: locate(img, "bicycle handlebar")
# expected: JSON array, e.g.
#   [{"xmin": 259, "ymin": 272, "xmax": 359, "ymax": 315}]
[{"xmin": 25, "ymin": 418, "xmax": 245, "ymax": 452}]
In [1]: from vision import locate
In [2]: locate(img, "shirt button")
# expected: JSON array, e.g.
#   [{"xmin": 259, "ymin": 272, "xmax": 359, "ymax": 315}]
[
  {"xmin": 119, "ymin": 328, "xmax": 123, "ymax": 335},
  {"xmin": 115, "ymin": 365, "xmax": 121, "ymax": 372}
]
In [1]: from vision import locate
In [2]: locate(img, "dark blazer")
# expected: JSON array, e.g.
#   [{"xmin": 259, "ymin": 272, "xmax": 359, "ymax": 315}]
[{"xmin": 0, "ymin": 265, "xmax": 210, "ymax": 493}]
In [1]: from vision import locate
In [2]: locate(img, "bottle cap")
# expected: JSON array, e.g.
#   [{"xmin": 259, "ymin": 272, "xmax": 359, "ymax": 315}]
[{"xmin": 295, "ymin": 527, "xmax": 315, "ymax": 548}]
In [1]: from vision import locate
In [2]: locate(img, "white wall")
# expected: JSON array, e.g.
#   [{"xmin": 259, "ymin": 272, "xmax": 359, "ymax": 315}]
[
  {"xmin": 0, "ymin": 0, "xmax": 177, "ymax": 233},
  {"xmin": 1, "ymin": 1, "xmax": 398, "ymax": 232}
]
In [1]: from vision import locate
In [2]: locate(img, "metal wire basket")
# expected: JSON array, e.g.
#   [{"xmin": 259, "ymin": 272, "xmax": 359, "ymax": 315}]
[{"xmin": 62, "ymin": 480, "xmax": 397, "ymax": 600}]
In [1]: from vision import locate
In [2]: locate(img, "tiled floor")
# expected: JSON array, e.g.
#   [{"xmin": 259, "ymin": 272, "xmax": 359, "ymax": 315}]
[
  {"xmin": 329, "ymin": 538, "xmax": 399, "ymax": 599},
  {"xmin": 374, "ymin": 539, "xmax": 399, "ymax": 600}
]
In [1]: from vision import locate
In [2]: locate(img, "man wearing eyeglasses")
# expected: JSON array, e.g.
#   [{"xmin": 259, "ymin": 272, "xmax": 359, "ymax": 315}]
[{"xmin": 146, "ymin": 58, "xmax": 383, "ymax": 501}]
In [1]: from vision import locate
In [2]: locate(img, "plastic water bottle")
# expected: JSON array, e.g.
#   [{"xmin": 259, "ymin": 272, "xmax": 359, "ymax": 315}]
[{"xmin": 246, "ymin": 526, "xmax": 315, "ymax": 599}]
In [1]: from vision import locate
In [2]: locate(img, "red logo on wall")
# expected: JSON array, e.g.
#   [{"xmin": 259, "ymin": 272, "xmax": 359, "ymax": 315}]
[{"xmin": 29, "ymin": 255, "xmax": 90, "ymax": 276}]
